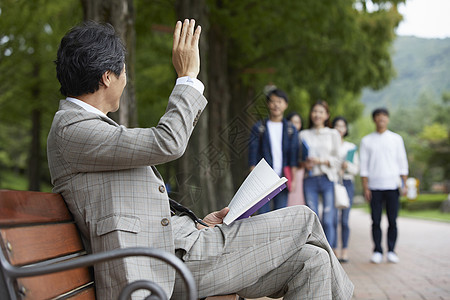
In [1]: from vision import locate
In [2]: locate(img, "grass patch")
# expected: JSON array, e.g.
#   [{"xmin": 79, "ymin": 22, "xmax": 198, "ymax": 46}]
[
  {"xmin": 0, "ymin": 171, "xmax": 29, "ymax": 190},
  {"xmin": 398, "ymin": 208, "xmax": 450, "ymax": 223},
  {"xmin": 354, "ymin": 193, "xmax": 450, "ymax": 223}
]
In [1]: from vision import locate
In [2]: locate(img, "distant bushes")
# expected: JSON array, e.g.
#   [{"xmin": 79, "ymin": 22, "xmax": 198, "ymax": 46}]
[{"xmin": 401, "ymin": 194, "xmax": 447, "ymax": 211}]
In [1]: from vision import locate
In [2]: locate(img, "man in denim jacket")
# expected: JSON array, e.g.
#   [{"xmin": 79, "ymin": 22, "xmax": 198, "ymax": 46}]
[{"xmin": 248, "ymin": 88, "xmax": 299, "ymax": 213}]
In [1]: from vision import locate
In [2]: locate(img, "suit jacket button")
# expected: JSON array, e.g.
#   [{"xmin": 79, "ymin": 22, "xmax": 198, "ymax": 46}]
[
  {"xmin": 159, "ymin": 185, "xmax": 165, "ymax": 193},
  {"xmin": 161, "ymin": 218, "xmax": 170, "ymax": 226}
]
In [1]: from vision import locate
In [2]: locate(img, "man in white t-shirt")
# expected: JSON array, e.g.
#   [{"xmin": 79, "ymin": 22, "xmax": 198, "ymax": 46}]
[
  {"xmin": 248, "ymin": 88, "xmax": 299, "ymax": 213},
  {"xmin": 360, "ymin": 108, "xmax": 408, "ymax": 264}
]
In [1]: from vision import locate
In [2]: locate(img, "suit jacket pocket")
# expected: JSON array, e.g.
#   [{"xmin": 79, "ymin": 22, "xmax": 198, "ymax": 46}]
[{"xmin": 96, "ymin": 215, "xmax": 141, "ymax": 236}]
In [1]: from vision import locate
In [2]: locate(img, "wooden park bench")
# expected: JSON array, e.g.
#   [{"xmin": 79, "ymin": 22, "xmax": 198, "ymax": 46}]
[{"xmin": 0, "ymin": 190, "xmax": 239, "ymax": 300}]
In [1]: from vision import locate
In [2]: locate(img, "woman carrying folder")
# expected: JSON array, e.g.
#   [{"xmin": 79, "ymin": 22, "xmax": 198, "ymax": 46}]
[
  {"xmin": 332, "ymin": 116, "xmax": 359, "ymax": 263},
  {"xmin": 299, "ymin": 100, "xmax": 340, "ymax": 249}
]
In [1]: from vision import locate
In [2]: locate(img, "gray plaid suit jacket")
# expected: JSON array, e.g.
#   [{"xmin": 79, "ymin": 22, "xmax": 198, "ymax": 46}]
[{"xmin": 47, "ymin": 84, "xmax": 207, "ymax": 299}]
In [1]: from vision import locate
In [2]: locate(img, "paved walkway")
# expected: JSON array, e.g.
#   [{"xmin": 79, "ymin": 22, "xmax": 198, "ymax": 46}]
[{"xmin": 248, "ymin": 208, "xmax": 450, "ymax": 300}]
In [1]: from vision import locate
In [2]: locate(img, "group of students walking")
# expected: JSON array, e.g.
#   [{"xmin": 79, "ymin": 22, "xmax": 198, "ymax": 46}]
[{"xmin": 249, "ymin": 87, "xmax": 408, "ymax": 264}]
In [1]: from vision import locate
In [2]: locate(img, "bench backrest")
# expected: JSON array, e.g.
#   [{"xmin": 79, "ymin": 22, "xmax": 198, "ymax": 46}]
[{"xmin": 0, "ymin": 190, "xmax": 95, "ymax": 299}]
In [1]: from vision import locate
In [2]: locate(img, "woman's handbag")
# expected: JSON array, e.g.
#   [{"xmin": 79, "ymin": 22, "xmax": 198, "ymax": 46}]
[{"xmin": 334, "ymin": 179, "xmax": 350, "ymax": 209}]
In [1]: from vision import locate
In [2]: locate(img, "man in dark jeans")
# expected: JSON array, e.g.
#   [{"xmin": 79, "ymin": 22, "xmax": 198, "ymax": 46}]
[
  {"xmin": 360, "ymin": 108, "xmax": 409, "ymax": 264},
  {"xmin": 248, "ymin": 87, "xmax": 299, "ymax": 213}
]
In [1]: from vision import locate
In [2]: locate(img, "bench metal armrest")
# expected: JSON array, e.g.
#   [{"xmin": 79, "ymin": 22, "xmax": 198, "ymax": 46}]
[{"xmin": 0, "ymin": 246, "xmax": 197, "ymax": 300}]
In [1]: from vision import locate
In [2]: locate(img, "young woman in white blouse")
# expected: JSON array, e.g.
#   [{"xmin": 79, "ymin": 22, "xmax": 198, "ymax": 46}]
[
  {"xmin": 332, "ymin": 116, "xmax": 359, "ymax": 263},
  {"xmin": 300, "ymin": 100, "xmax": 340, "ymax": 248}
]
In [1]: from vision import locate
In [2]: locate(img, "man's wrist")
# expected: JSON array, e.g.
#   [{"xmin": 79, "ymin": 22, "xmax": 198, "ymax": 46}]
[{"xmin": 176, "ymin": 76, "xmax": 204, "ymax": 94}]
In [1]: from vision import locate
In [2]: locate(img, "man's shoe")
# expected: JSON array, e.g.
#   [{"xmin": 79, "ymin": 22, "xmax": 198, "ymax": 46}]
[
  {"xmin": 370, "ymin": 252, "xmax": 383, "ymax": 264},
  {"xmin": 387, "ymin": 251, "xmax": 399, "ymax": 263}
]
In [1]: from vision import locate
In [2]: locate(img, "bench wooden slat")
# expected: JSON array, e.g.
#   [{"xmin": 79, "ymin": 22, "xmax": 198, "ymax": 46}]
[
  {"xmin": 0, "ymin": 190, "xmax": 203, "ymax": 300},
  {"xmin": 0, "ymin": 223, "xmax": 84, "ymax": 266},
  {"xmin": 18, "ymin": 267, "xmax": 92, "ymax": 300},
  {"xmin": 67, "ymin": 286, "xmax": 96, "ymax": 299},
  {"xmin": 0, "ymin": 190, "xmax": 72, "ymax": 226}
]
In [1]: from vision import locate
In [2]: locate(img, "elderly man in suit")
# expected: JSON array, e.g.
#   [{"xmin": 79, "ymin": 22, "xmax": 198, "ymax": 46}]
[{"xmin": 47, "ymin": 20, "xmax": 353, "ymax": 299}]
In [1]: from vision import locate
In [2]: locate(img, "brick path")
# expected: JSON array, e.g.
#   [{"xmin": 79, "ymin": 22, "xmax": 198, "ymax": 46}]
[{"xmin": 247, "ymin": 208, "xmax": 450, "ymax": 300}]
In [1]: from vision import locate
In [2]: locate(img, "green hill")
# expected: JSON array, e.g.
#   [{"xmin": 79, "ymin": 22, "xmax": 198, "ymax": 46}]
[{"xmin": 361, "ymin": 36, "xmax": 450, "ymax": 112}]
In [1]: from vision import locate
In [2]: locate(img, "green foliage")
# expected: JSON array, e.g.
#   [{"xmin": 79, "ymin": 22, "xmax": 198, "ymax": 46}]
[
  {"xmin": 0, "ymin": 169, "xmax": 52, "ymax": 192},
  {"xmin": 361, "ymin": 36, "xmax": 450, "ymax": 113},
  {"xmin": 347, "ymin": 114, "xmax": 374, "ymax": 145},
  {"xmin": 0, "ymin": 0, "xmax": 408, "ymax": 193},
  {"xmin": 420, "ymin": 123, "xmax": 448, "ymax": 142},
  {"xmin": 0, "ymin": 0, "xmax": 82, "ymax": 188},
  {"xmin": 203, "ymin": 0, "xmax": 403, "ymax": 125},
  {"xmin": 286, "ymin": 87, "xmax": 311, "ymax": 123},
  {"xmin": 381, "ymin": 93, "xmax": 449, "ymax": 190},
  {"xmin": 134, "ymin": 1, "xmax": 177, "ymax": 128}
]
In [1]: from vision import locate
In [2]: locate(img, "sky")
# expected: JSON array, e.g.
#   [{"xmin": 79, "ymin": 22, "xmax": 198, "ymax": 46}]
[{"xmin": 396, "ymin": 0, "xmax": 450, "ymax": 39}]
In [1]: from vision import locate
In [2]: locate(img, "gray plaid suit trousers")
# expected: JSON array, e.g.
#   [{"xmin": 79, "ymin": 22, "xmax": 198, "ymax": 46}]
[{"xmin": 172, "ymin": 205, "xmax": 354, "ymax": 299}]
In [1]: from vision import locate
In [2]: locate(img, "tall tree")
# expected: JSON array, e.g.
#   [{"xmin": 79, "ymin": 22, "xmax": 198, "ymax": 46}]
[
  {"xmin": 173, "ymin": 0, "xmax": 224, "ymax": 214},
  {"xmin": 80, "ymin": 0, "xmax": 137, "ymax": 127},
  {"xmin": 0, "ymin": 0, "xmax": 82, "ymax": 190}
]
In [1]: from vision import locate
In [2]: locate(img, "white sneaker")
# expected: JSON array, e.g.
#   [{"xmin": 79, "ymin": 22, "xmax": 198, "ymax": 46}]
[
  {"xmin": 387, "ymin": 251, "xmax": 399, "ymax": 263},
  {"xmin": 370, "ymin": 252, "xmax": 383, "ymax": 264}
]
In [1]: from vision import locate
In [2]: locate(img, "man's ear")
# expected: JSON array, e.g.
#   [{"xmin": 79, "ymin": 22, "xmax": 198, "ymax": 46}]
[{"xmin": 100, "ymin": 70, "xmax": 112, "ymax": 87}]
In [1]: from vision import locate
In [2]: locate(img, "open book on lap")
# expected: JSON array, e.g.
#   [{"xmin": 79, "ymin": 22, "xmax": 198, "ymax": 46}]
[{"xmin": 223, "ymin": 158, "xmax": 287, "ymax": 225}]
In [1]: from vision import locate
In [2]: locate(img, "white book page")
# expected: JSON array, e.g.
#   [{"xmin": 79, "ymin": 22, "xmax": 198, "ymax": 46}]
[{"xmin": 223, "ymin": 158, "xmax": 283, "ymax": 225}]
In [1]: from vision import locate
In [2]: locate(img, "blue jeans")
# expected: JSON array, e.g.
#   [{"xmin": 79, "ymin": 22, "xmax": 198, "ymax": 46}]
[
  {"xmin": 370, "ymin": 189, "xmax": 399, "ymax": 253},
  {"xmin": 303, "ymin": 175, "xmax": 336, "ymax": 247},
  {"xmin": 335, "ymin": 179, "xmax": 354, "ymax": 249},
  {"xmin": 258, "ymin": 188, "xmax": 289, "ymax": 214}
]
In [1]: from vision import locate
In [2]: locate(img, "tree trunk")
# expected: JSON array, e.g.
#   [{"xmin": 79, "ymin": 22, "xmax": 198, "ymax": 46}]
[
  {"xmin": 28, "ymin": 62, "xmax": 41, "ymax": 191},
  {"xmin": 203, "ymin": 21, "xmax": 234, "ymax": 211},
  {"xmin": 174, "ymin": 1, "xmax": 248, "ymax": 215},
  {"xmin": 229, "ymin": 81, "xmax": 260, "ymax": 191},
  {"xmin": 175, "ymin": 0, "xmax": 236, "ymax": 215},
  {"xmin": 28, "ymin": 108, "xmax": 41, "ymax": 191},
  {"xmin": 80, "ymin": 0, "xmax": 137, "ymax": 127},
  {"xmin": 174, "ymin": 0, "xmax": 215, "ymax": 215}
]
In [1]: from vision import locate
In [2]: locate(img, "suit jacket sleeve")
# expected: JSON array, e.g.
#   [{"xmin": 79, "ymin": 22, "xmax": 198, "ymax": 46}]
[{"xmin": 54, "ymin": 85, "xmax": 207, "ymax": 172}]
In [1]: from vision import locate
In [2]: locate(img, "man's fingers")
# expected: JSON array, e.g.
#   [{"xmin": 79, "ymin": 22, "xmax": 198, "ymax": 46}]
[
  {"xmin": 172, "ymin": 18, "xmax": 201, "ymax": 78},
  {"xmin": 184, "ymin": 19, "xmax": 196, "ymax": 45},
  {"xmin": 172, "ymin": 20, "xmax": 182, "ymax": 50},
  {"xmin": 174, "ymin": 19, "xmax": 200, "ymax": 47},
  {"xmin": 217, "ymin": 207, "xmax": 230, "ymax": 218},
  {"xmin": 192, "ymin": 25, "xmax": 201, "ymax": 46},
  {"xmin": 179, "ymin": 19, "xmax": 189, "ymax": 46}
]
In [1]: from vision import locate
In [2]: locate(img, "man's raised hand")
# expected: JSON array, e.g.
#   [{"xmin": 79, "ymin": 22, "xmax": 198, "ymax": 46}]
[{"xmin": 172, "ymin": 19, "xmax": 201, "ymax": 78}]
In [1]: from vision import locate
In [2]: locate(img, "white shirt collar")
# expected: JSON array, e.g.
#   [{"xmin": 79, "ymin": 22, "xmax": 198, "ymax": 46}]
[{"xmin": 66, "ymin": 97, "xmax": 107, "ymax": 118}]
